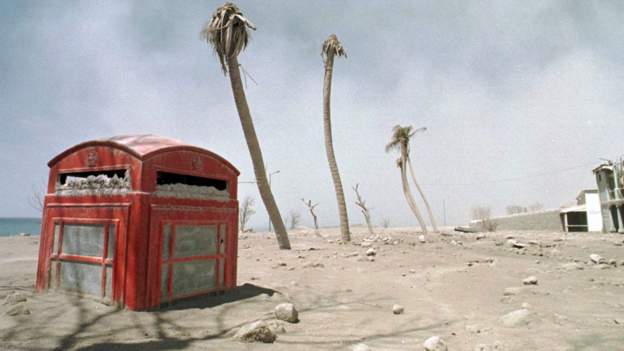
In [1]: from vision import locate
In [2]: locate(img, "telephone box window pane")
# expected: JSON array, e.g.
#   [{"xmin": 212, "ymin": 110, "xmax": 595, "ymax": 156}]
[
  {"xmin": 172, "ymin": 260, "xmax": 215, "ymax": 297},
  {"xmin": 49, "ymin": 262, "xmax": 58, "ymax": 289},
  {"xmin": 52, "ymin": 224, "xmax": 60, "ymax": 255},
  {"xmin": 219, "ymin": 225, "xmax": 226, "ymax": 254},
  {"xmin": 173, "ymin": 225, "xmax": 217, "ymax": 258},
  {"xmin": 162, "ymin": 224, "xmax": 171, "ymax": 260},
  {"xmin": 107, "ymin": 224, "xmax": 116, "ymax": 259},
  {"xmin": 105, "ymin": 266, "xmax": 113, "ymax": 299},
  {"xmin": 160, "ymin": 266, "xmax": 169, "ymax": 301},
  {"xmin": 218, "ymin": 258, "xmax": 224, "ymax": 287},
  {"xmin": 62, "ymin": 224, "xmax": 105, "ymax": 257},
  {"xmin": 60, "ymin": 261, "xmax": 102, "ymax": 297}
]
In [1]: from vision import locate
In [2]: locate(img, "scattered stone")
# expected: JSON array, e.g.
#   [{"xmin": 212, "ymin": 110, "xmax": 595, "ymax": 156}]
[
  {"xmin": 392, "ymin": 304, "xmax": 404, "ymax": 315},
  {"xmin": 528, "ymin": 240, "xmax": 539, "ymax": 245},
  {"xmin": 522, "ymin": 276, "xmax": 538, "ymax": 285},
  {"xmin": 367, "ymin": 256, "xmax": 375, "ymax": 262},
  {"xmin": 476, "ymin": 233, "xmax": 486, "ymax": 240},
  {"xmin": 474, "ymin": 344, "xmax": 491, "ymax": 351},
  {"xmin": 418, "ymin": 235, "xmax": 427, "ymax": 243},
  {"xmin": 274, "ymin": 303, "xmax": 299, "ymax": 323},
  {"xmin": 277, "ymin": 262, "xmax": 287, "ymax": 267},
  {"xmin": 595, "ymin": 263, "xmax": 611, "ymax": 270},
  {"xmin": 561, "ymin": 262, "xmax": 583, "ymax": 271},
  {"xmin": 3, "ymin": 292, "xmax": 27, "ymax": 305},
  {"xmin": 409, "ymin": 269, "xmax": 416, "ymax": 274},
  {"xmin": 590, "ymin": 254, "xmax": 605, "ymax": 264},
  {"xmin": 344, "ymin": 252, "xmax": 359, "ymax": 258},
  {"xmin": 361, "ymin": 241, "xmax": 373, "ymax": 248},
  {"xmin": 366, "ymin": 248, "xmax": 377, "ymax": 256},
  {"xmin": 352, "ymin": 343, "xmax": 371, "ymax": 351},
  {"xmin": 506, "ymin": 239, "xmax": 526, "ymax": 249},
  {"xmin": 500, "ymin": 308, "xmax": 530, "ymax": 327},
  {"xmin": 18, "ymin": 232, "xmax": 31, "ymax": 237},
  {"xmin": 465, "ymin": 324, "xmax": 482, "ymax": 334},
  {"xmin": 5, "ymin": 303, "xmax": 30, "ymax": 316},
  {"xmin": 266, "ymin": 320, "xmax": 287, "ymax": 334},
  {"xmin": 521, "ymin": 302, "xmax": 531, "ymax": 309},
  {"xmin": 303, "ymin": 262, "xmax": 324, "ymax": 268},
  {"xmin": 608, "ymin": 259, "xmax": 617, "ymax": 266},
  {"xmin": 234, "ymin": 320, "xmax": 277, "ymax": 343},
  {"xmin": 423, "ymin": 335, "xmax": 448, "ymax": 351}
]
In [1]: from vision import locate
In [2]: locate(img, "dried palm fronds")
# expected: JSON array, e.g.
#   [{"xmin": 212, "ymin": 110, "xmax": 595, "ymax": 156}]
[
  {"xmin": 321, "ymin": 34, "xmax": 347, "ymax": 66},
  {"xmin": 201, "ymin": 2, "xmax": 256, "ymax": 74}
]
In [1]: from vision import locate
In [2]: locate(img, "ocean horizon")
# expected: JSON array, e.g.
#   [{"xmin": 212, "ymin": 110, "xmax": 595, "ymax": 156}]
[{"xmin": 0, "ymin": 217, "xmax": 41, "ymax": 237}]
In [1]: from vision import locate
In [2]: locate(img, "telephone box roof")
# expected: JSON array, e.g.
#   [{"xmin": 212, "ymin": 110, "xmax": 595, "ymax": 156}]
[{"xmin": 48, "ymin": 134, "xmax": 239, "ymax": 174}]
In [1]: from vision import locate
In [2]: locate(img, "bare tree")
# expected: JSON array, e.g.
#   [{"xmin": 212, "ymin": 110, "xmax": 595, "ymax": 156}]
[
  {"xmin": 201, "ymin": 3, "xmax": 291, "ymax": 249},
  {"xmin": 288, "ymin": 211, "xmax": 301, "ymax": 230},
  {"xmin": 381, "ymin": 218, "xmax": 391, "ymax": 228},
  {"xmin": 28, "ymin": 183, "xmax": 45, "ymax": 213},
  {"xmin": 471, "ymin": 206, "xmax": 497, "ymax": 232},
  {"xmin": 301, "ymin": 198, "xmax": 320, "ymax": 231},
  {"xmin": 505, "ymin": 205, "xmax": 527, "ymax": 215},
  {"xmin": 239, "ymin": 196, "xmax": 255, "ymax": 233},
  {"xmin": 528, "ymin": 202, "xmax": 544, "ymax": 212},
  {"xmin": 353, "ymin": 184, "xmax": 374, "ymax": 235}
]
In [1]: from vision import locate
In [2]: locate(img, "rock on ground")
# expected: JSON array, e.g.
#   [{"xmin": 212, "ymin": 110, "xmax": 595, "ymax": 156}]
[
  {"xmin": 590, "ymin": 254, "xmax": 605, "ymax": 264},
  {"xmin": 274, "ymin": 303, "xmax": 299, "ymax": 323},
  {"xmin": 522, "ymin": 276, "xmax": 538, "ymax": 285},
  {"xmin": 233, "ymin": 320, "xmax": 277, "ymax": 343},
  {"xmin": 500, "ymin": 308, "xmax": 531, "ymax": 327},
  {"xmin": 423, "ymin": 335, "xmax": 448, "ymax": 351},
  {"xmin": 392, "ymin": 304, "xmax": 404, "ymax": 315},
  {"xmin": 352, "ymin": 343, "xmax": 371, "ymax": 351},
  {"xmin": 3, "ymin": 292, "xmax": 27, "ymax": 305}
]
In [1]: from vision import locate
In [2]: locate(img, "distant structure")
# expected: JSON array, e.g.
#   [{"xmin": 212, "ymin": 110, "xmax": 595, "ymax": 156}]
[
  {"xmin": 593, "ymin": 160, "xmax": 624, "ymax": 233},
  {"xmin": 559, "ymin": 189, "xmax": 603, "ymax": 232},
  {"xmin": 469, "ymin": 209, "xmax": 562, "ymax": 231}
]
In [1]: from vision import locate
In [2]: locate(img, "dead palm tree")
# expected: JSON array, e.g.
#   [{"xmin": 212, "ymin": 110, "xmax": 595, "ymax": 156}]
[
  {"xmin": 405, "ymin": 129, "xmax": 439, "ymax": 232},
  {"xmin": 201, "ymin": 2, "xmax": 291, "ymax": 249},
  {"xmin": 322, "ymin": 34, "xmax": 350, "ymax": 242},
  {"xmin": 385, "ymin": 125, "xmax": 428, "ymax": 234}
]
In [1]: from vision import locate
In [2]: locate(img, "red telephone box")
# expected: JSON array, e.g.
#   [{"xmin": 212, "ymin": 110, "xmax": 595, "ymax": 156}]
[{"xmin": 36, "ymin": 135, "xmax": 239, "ymax": 310}]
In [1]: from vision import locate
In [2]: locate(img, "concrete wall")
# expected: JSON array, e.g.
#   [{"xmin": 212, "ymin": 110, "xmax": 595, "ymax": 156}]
[{"xmin": 470, "ymin": 209, "xmax": 562, "ymax": 231}]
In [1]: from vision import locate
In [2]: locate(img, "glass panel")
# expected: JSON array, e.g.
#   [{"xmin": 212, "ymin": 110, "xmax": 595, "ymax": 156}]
[
  {"xmin": 49, "ymin": 261, "xmax": 58, "ymax": 289},
  {"xmin": 60, "ymin": 261, "xmax": 102, "ymax": 297},
  {"xmin": 173, "ymin": 225, "xmax": 217, "ymax": 258},
  {"xmin": 52, "ymin": 224, "xmax": 60, "ymax": 255},
  {"xmin": 162, "ymin": 224, "xmax": 171, "ymax": 261},
  {"xmin": 218, "ymin": 259, "xmax": 225, "ymax": 287},
  {"xmin": 107, "ymin": 224, "xmax": 116, "ymax": 259},
  {"xmin": 105, "ymin": 266, "xmax": 113, "ymax": 299},
  {"xmin": 172, "ymin": 260, "xmax": 215, "ymax": 298},
  {"xmin": 160, "ymin": 265, "xmax": 169, "ymax": 301},
  {"xmin": 219, "ymin": 225, "xmax": 226, "ymax": 254},
  {"xmin": 62, "ymin": 224, "xmax": 105, "ymax": 257}
]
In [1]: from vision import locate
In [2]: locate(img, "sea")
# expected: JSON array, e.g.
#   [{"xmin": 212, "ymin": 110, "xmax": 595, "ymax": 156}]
[{"xmin": 0, "ymin": 218, "xmax": 41, "ymax": 237}]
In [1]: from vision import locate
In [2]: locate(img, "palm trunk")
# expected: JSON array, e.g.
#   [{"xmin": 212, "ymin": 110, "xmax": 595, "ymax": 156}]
[
  {"xmin": 407, "ymin": 158, "xmax": 439, "ymax": 232},
  {"xmin": 323, "ymin": 52, "xmax": 351, "ymax": 242},
  {"xmin": 400, "ymin": 159, "xmax": 428, "ymax": 234},
  {"xmin": 364, "ymin": 212, "xmax": 374, "ymax": 235},
  {"xmin": 227, "ymin": 56, "xmax": 291, "ymax": 249}
]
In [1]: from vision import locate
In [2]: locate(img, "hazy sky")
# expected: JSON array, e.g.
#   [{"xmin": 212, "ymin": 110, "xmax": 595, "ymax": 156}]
[{"xmin": 1, "ymin": 1, "xmax": 623, "ymax": 229}]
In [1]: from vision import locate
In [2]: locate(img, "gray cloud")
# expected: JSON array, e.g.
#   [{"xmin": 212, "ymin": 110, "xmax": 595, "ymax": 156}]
[{"xmin": 1, "ymin": 1, "xmax": 623, "ymax": 229}]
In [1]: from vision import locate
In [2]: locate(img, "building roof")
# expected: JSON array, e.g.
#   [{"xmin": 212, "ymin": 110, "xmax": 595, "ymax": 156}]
[
  {"xmin": 560, "ymin": 204, "xmax": 586, "ymax": 213},
  {"xmin": 48, "ymin": 135, "xmax": 239, "ymax": 174}
]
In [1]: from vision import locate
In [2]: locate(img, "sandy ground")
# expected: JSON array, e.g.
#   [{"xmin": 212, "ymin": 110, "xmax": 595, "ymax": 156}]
[{"xmin": 1, "ymin": 227, "xmax": 623, "ymax": 351}]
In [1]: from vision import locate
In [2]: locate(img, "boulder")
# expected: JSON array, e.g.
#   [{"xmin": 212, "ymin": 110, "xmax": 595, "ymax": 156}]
[
  {"xmin": 274, "ymin": 303, "xmax": 299, "ymax": 323},
  {"xmin": 234, "ymin": 320, "xmax": 277, "ymax": 343},
  {"xmin": 3, "ymin": 292, "xmax": 27, "ymax": 306},
  {"xmin": 589, "ymin": 254, "xmax": 605, "ymax": 264},
  {"xmin": 352, "ymin": 343, "xmax": 371, "ymax": 351},
  {"xmin": 392, "ymin": 304, "xmax": 404, "ymax": 315},
  {"xmin": 522, "ymin": 276, "xmax": 538, "ymax": 285},
  {"xmin": 366, "ymin": 248, "xmax": 377, "ymax": 256},
  {"xmin": 423, "ymin": 336, "xmax": 448, "ymax": 351},
  {"xmin": 499, "ymin": 308, "xmax": 530, "ymax": 327}
]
